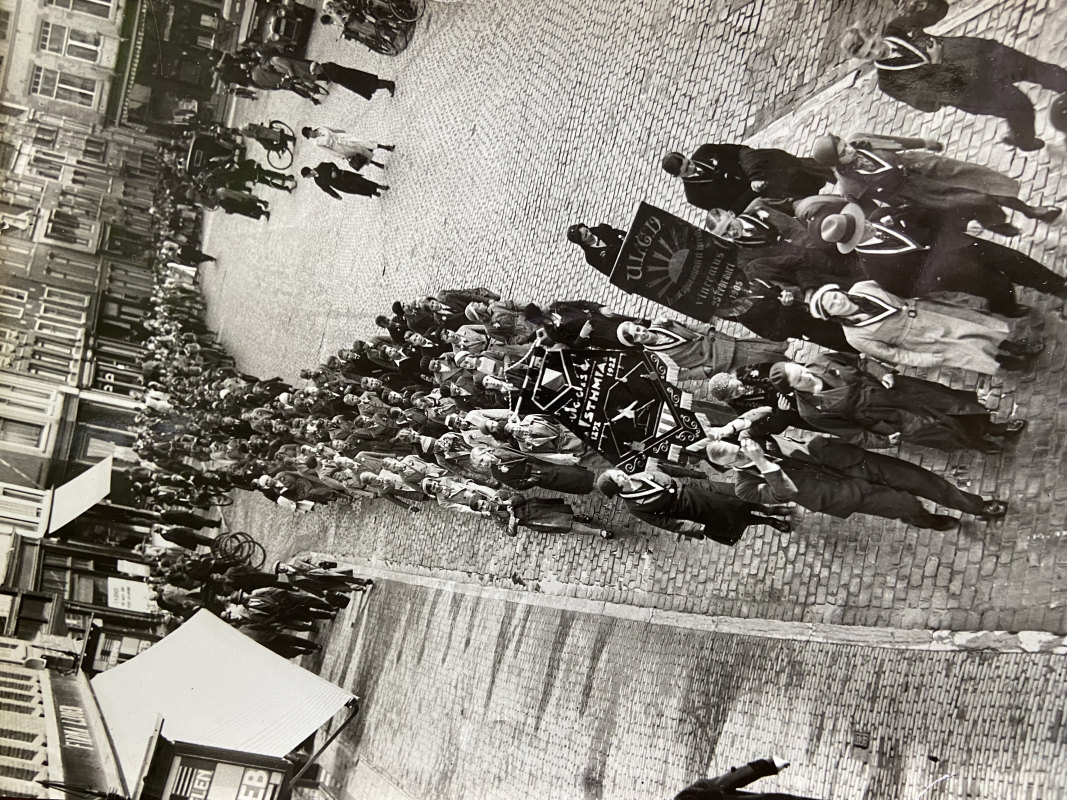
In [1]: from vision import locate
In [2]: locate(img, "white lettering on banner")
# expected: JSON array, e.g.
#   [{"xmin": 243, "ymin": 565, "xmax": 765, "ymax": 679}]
[
  {"xmin": 236, "ymin": 769, "xmax": 272, "ymax": 800},
  {"xmin": 58, "ymin": 704, "xmax": 94, "ymax": 750}
]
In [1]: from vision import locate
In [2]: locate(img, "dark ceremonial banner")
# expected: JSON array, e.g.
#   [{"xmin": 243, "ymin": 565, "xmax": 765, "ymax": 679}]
[
  {"xmin": 518, "ymin": 347, "xmax": 707, "ymax": 473},
  {"xmin": 609, "ymin": 202, "xmax": 748, "ymax": 321}
]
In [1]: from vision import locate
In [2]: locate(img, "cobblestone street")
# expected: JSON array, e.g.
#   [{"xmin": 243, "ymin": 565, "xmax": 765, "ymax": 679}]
[
  {"xmin": 208, "ymin": 0, "xmax": 1067, "ymax": 635},
  {"xmin": 196, "ymin": 0, "xmax": 1067, "ymax": 796}
]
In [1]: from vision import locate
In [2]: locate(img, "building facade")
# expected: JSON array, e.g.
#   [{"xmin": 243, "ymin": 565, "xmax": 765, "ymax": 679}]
[
  {"xmin": 0, "ymin": 633, "xmax": 125, "ymax": 799},
  {"xmin": 1, "ymin": 0, "xmax": 175, "ymax": 660}
]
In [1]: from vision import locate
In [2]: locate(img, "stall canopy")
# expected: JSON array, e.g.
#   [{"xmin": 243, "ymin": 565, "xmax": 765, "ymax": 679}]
[
  {"xmin": 90, "ymin": 610, "xmax": 356, "ymax": 789},
  {"xmin": 47, "ymin": 456, "xmax": 113, "ymax": 533}
]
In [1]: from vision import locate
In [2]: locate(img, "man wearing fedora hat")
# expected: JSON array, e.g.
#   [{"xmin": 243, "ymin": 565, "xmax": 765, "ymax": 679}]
[
  {"xmin": 766, "ymin": 354, "xmax": 1028, "ymax": 453},
  {"xmin": 810, "ymin": 133, "xmax": 1059, "ymax": 234},
  {"xmin": 816, "ymin": 201, "xmax": 1067, "ymax": 317}
]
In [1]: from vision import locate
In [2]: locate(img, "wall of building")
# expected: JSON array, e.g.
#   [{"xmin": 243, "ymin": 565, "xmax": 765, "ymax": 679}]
[
  {"xmin": 1, "ymin": 0, "xmax": 130, "ymax": 124},
  {"xmin": 0, "ymin": 638, "xmax": 49, "ymax": 799}
]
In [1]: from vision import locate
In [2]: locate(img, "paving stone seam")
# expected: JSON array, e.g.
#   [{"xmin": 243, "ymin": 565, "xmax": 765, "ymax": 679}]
[{"xmin": 315, "ymin": 555, "xmax": 1067, "ymax": 654}]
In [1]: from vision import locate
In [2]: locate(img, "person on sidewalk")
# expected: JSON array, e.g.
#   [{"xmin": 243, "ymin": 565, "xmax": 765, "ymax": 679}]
[
  {"xmin": 301, "ymin": 126, "xmax": 394, "ymax": 170},
  {"xmin": 675, "ymin": 755, "xmax": 823, "ymax": 800},
  {"xmin": 841, "ymin": 0, "xmax": 1067, "ymax": 151},
  {"xmin": 595, "ymin": 464, "xmax": 793, "ymax": 544},
  {"xmin": 158, "ymin": 508, "xmax": 222, "ymax": 529},
  {"xmin": 662, "ymin": 143, "xmax": 834, "ymax": 213},
  {"xmin": 301, "ymin": 162, "xmax": 388, "ymax": 199},
  {"xmin": 810, "ymin": 132, "xmax": 1060, "ymax": 234},
  {"xmin": 154, "ymin": 524, "xmax": 215, "ymax": 550},
  {"xmin": 705, "ymin": 432, "xmax": 989, "ymax": 532},
  {"xmin": 766, "ymin": 354, "xmax": 1028, "ymax": 452},
  {"xmin": 487, "ymin": 495, "xmax": 615, "ymax": 538}
]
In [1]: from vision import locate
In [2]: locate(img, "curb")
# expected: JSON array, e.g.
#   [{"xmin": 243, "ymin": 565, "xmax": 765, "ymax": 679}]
[{"xmin": 313, "ymin": 554, "xmax": 1067, "ymax": 655}]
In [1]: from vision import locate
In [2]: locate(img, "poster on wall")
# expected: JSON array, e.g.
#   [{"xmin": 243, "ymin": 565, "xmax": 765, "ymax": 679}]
[{"xmin": 107, "ymin": 577, "xmax": 157, "ymax": 613}]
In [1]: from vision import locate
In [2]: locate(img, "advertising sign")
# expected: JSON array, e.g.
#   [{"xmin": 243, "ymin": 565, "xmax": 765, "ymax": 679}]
[
  {"xmin": 49, "ymin": 671, "xmax": 110, "ymax": 790},
  {"xmin": 107, "ymin": 577, "xmax": 157, "ymax": 612},
  {"xmin": 609, "ymin": 202, "xmax": 749, "ymax": 321}
]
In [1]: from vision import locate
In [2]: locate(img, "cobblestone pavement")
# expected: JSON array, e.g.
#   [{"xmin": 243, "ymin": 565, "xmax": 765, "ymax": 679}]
[
  {"xmin": 302, "ymin": 577, "xmax": 1067, "ymax": 800},
  {"xmin": 206, "ymin": 0, "xmax": 1067, "ymax": 634}
]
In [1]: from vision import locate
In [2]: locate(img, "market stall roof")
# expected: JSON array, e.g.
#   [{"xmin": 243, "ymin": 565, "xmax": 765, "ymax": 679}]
[{"xmin": 90, "ymin": 610, "xmax": 355, "ymax": 789}]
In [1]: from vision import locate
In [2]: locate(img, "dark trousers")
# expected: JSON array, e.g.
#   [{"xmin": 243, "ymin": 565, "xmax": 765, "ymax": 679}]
[
  {"xmin": 916, "ymin": 237, "xmax": 1066, "ymax": 315},
  {"xmin": 808, "ymin": 439, "xmax": 985, "ymax": 514},
  {"xmin": 955, "ymin": 40, "xmax": 1067, "ymax": 141},
  {"xmin": 320, "ymin": 63, "xmax": 383, "ymax": 100}
]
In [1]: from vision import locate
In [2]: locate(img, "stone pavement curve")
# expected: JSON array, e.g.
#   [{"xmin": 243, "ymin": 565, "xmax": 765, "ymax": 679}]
[
  {"xmin": 204, "ymin": 0, "xmax": 1067, "ymax": 632},
  {"xmin": 304, "ymin": 575, "xmax": 1067, "ymax": 800}
]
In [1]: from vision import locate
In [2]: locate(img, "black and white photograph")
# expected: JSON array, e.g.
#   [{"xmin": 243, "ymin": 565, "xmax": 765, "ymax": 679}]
[{"xmin": 1, "ymin": 0, "xmax": 1066, "ymax": 798}]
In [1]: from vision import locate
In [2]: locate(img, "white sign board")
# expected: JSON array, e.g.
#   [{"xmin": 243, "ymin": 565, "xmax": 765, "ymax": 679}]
[
  {"xmin": 107, "ymin": 578, "xmax": 156, "ymax": 613},
  {"xmin": 48, "ymin": 457, "xmax": 114, "ymax": 533}
]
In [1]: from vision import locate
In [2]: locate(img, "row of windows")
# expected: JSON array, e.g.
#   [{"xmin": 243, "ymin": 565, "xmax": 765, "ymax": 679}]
[
  {"xmin": 30, "ymin": 66, "xmax": 97, "ymax": 108},
  {"xmin": 46, "ymin": 0, "xmax": 114, "ymax": 18},
  {"xmin": 39, "ymin": 21, "xmax": 103, "ymax": 62}
]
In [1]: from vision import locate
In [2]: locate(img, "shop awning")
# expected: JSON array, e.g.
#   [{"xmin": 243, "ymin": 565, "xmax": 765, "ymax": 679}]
[
  {"xmin": 90, "ymin": 610, "xmax": 356, "ymax": 790},
  {"xmin": 46, "ymin": 457, "xmax": 114, "ymax": 535}
]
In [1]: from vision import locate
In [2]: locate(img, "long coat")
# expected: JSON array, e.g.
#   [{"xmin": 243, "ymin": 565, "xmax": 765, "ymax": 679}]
[
  {"xmin": 794, "ymin": 353, "xmax": 997, "ymax": 451},
  {"xmin": 834, "ymin": 143, "xmax": 1020, "ymax": 224},
  {"xmin": 310, "ymin": 162, "xmax": 380, "ymax": 198},
  {"xmin": 835, "ymin": 280, "xmax": 1009, "ymax": 375},
  {"xmin": 872, "ymin": 5, "xmax": 1067, "ymax": 139},
  {"xmin": 306, "ymin": 126, "xmax": 376, "ymax": 160}
]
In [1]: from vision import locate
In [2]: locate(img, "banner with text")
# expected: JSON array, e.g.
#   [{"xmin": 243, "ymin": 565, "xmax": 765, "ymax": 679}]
[
  {"xmin": 609, "ymin": 201, "xmax": 749, "ymax": 321},
  {"xmin": 518, "ymin": 348, "xmax": 707, "ymax": 472}
]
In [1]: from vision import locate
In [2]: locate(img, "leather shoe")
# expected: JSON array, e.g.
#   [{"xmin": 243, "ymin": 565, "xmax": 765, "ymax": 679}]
[
  {"xmin": 986, "ymin": 222, "xmax": 1021, "ymax": 237},
  {"xmin": 976, "ymin": 499, "xmax": 1008, "ymax": 520},
  {"xmin": 1001, "ymin": 133, "xmax": 1045, "ymax": 151},
  {"xmin": 928, "ymin": 515, "xmax": 961, "ymax": 531},
  {"xmin": 997, "ymin": 419, "xmax": 1028, "ymax": 436},
  {"xmin": 765, "ymin": 517, "xmax": 792, "ymax": 533},
  {"xmin": 1031, "ymin": 205, "xmax": 1062, "ymax": 223}
]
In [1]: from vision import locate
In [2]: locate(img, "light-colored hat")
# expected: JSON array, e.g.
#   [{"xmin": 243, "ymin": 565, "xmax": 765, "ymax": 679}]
[
  {"xmin": 807, "ymin": 284, "xmax": 844, "ymax": 320},
  {"xmin": 818, "ymin": 203, "xmax": 868, "ymax": 253}
]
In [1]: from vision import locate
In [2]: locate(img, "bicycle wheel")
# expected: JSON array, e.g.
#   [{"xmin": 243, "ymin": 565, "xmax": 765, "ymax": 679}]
[
  {"xmin": 266, "ymin": 120, "xmax": 295, "ymax": 169},
  {"xmin": 244, "ymin": 542, "xmax": 267, "ymax": 569},
  {"xmin": 390, "ymin": 0, "xmax": 424, "ymax": 22},
  {"xmin": 211, "ymin": 532, "xmax": 243, "ymax": 559}
]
